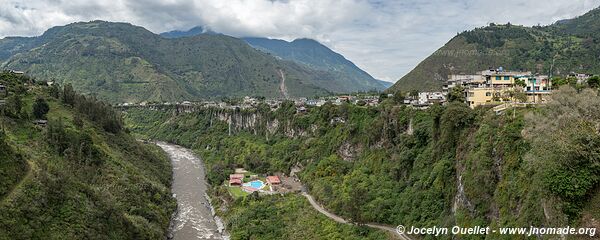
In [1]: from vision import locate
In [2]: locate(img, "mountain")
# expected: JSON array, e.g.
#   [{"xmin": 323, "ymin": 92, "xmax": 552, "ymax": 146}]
[
  {"xmin": 160, "ymin": 26, "xmax": 217, "ymax": 38},
  {"xmin": 389, "ymin": 6, "xmax": 600, "ymax": 92},
  {"xmin": 0, "ymin": 72, "xmax": 176, "ymax": 238},
  {"xmin": 0, "ymin": 21, "xmax": 383, "ymax": 103},
  {"xmin": 157, "ymin": 27, "xmax": 388, "ymax": 91},
  {"xmin": 243, "ymin": 37, "xmax": 389, "ymax": 91}
]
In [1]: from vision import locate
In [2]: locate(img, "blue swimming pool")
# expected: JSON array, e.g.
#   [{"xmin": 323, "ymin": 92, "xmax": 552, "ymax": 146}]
[{"xmin": 243, "ymin": 180, "xmax": 265, "ymax": 189}]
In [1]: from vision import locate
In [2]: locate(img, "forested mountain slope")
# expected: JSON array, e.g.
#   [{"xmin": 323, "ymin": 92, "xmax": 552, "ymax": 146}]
[
  {"xmin": 0, "ymin": 21, "xmax": 386, "ymax": 103},
  {"xmin": 0, "ymin": 72, "xmax": 175, "ymax": 239},
  {"xmin": 389, "ymin": 7, "xmax": 600, "ymax": 92},
  {"xmin": 243, "ymin": 37, "xmax": 391, "ymax": 90}
]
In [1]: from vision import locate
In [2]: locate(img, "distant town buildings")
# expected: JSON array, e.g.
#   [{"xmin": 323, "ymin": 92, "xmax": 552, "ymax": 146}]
[{"xmin": 569, "ymin": 73, "xmax": 593, "ymax": 84}]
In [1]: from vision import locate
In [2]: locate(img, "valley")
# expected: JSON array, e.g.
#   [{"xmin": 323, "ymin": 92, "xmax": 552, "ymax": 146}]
[{"xmin": 2, "ymin": 3, "xmax": 600, "ymax": 240}]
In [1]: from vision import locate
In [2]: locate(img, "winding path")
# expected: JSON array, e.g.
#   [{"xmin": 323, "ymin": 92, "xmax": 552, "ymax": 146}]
[{"xmin": 301, "ymin": 191, "xmax": 412, "ymax": 240}]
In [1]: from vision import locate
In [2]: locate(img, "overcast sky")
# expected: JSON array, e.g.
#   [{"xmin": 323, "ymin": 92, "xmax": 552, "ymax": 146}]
[{"xmin": 1, "ymin": 0, "xmax": 599, "ymax": 82}]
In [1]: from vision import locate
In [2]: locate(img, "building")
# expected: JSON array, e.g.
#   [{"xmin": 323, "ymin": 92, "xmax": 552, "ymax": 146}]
[
  {"xmin": 418, "ymin": 92, "xmax": 446, "ymax": 105},
  {"xmin": 522, "ymin": 75, "xmax": 551, "ymax": 103},
  {"xmin": 334, "ymin": 96, "xmax": 353, "ymax": 105},
  {"xmin": 569, "ymin": 73, "xmax": 592, "ymax": 84},
  {"xmin": 296, "ymin": 106, "xmax": 307, "ymax": 113},
  {"xmin": 229, "ymin": 173, "xmax": 245, "ymax": 186},
  {"xmin": 229, "ymin": 178, "xmax": 242, "ymax": 186},
  {"xmin": 451, "ymin": 68, "xmax": 550, "ymax": 108},
  {"xmin": 33, "ymin": 120, "xmax": 48, "ymax": 126},
  {"xmin": 444, "ymin": 74, "xmax": 485, "ymax": 93},
  {"xmin": 266, "ymin": 176, "xmax": 281, "ymax": 185}
]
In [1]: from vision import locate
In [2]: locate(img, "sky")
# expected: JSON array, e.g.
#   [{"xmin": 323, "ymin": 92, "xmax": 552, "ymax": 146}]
[{"xmin": 0, "ymin": 0, "xmax": 599, "ymax": 82}]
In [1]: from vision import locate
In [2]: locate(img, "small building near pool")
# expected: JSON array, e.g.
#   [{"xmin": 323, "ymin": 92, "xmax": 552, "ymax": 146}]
[
  {"xmin": 229, "ymin": 174, "xmax": 245, "ymax": 186},
  {"xmin": 229, "ymin": 178, "xmax": 242, "ymax": 186},
  {"xmin": 266, "ymin": 176, "xmax": 281, "ymax": 185}
]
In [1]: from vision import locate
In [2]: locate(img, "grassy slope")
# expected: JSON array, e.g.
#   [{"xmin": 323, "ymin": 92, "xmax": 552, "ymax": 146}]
[
  {"xmin": 0, "ymin": 79, "xmax": 175, "ymax": 239},
  {"xmin": 221, "ymin": 194, "xmax": 389, "ymax": 240}
]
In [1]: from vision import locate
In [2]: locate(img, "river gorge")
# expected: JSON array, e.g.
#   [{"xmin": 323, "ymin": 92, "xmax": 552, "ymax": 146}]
[{"xmin": 156, "ymin": 142, "xmax": 228, "ymax": 240}]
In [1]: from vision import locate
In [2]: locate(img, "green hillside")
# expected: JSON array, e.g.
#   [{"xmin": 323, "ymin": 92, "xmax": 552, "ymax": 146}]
[
  {"xmin": 0, "ymin": 21, "xmax": 389, "ymax": 103},
  {"xmin": 0, "ymin": 72, "xmax": 176, "ymax": 239},
  {"xmin": 389, "ymin": 7, "xmax": 600, "ymax": 92},
  {"xmin": 244, "ymin": 37, "xmax": 390, "ymax": 91}
]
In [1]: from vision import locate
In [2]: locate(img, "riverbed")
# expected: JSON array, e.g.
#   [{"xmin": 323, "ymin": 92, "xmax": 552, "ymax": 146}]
[{"xmin": 156, "ymin": 142, "xmax": 228, "ymax": 240}]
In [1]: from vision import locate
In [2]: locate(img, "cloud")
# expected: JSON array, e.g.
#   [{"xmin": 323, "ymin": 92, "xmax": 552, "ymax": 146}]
[{"xmin": 0, "ymin": 0, "xmax": 598, "ymax": 82}]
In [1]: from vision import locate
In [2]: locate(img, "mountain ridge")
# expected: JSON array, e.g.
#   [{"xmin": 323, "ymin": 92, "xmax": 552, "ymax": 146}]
[
  {"xmin": 156, "ymin": 26, "xmax": 389, "ymax": 90},
  {"xmin": 389, "ymin": 6, "xmax": 600, "ymax": 92},
  {"xmin": 0, "ymin": 21, "xmax": 383, "ymax": 103}
]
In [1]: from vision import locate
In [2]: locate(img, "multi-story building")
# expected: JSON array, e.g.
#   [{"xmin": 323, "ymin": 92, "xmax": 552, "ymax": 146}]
[
  {"xmin": 522, "ymin": 75, "xmax": 551, "ymax": 103},
  {"xmin": 449, "ymin": 68, "xmax": 551, "ymax": 108}
]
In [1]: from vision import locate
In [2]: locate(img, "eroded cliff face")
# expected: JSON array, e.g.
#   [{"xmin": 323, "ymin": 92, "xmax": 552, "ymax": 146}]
[{"xmin": 212, "ymin": 110, "xmax": 315, "ymax": 138}]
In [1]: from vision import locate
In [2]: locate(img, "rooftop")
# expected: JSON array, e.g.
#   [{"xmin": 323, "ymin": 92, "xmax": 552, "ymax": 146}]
[
  {"xmin": 266, "ymin": 176, "xmax": 281, "ymax": 184},
  {"xmin": 230, "ymin": 174, "xmax": 245, "ymax": 180}
]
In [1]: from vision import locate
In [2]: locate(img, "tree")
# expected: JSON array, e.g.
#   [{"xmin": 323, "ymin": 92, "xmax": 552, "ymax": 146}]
[
  {"xmin": 32, "ymin": 97, "xmax": 50, "ymax": 119},
  {"xmin": 409, "ymin": 90, "xmax": 419, "ymax": 97},
  {"xmin": 4, "ymin": 94, "xmax": 22, "ymax": 118},
  {"xmin": 49, "ymin": 84, "xmax": 60, "ymax": 99},
  {"xmin": 62, "ymin": 84, "xmax": 76, "ymax": 106},
  {"xmin": 514, "ymin": 78, "xmax": 527, "ymax": 88},
  {"xmin": 587, "ymin": 76, "xmax": 600, "ymax": 89},
  {"xmin": 525, "ymin": 87, "xmax": 600, "ymax": 219},
  {"xmin": 393, "ymin": 91, "xmax": 405, "ymax": 103},
  {"xmin": 448, "ymin": 86, "xmax": 465, "ymax": 103}
]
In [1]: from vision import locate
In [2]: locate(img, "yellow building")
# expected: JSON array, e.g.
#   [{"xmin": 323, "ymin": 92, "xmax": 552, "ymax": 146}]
[
  {"xmin": 466, "ymin": 88, "xmax": 495, "ymax": 107},
  {"xmin": 462, "ymin": 69, "xmax": 551, "ymax": 108}
]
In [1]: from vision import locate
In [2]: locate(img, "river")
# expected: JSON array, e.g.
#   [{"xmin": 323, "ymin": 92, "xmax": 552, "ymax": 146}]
[{"xmin": 156, "ymin": 142, "xmax": 228, "ymax": 240}]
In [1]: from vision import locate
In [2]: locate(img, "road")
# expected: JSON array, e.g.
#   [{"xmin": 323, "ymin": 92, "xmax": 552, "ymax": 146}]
[{"xmin": 301, "ymin": 191, "xmax": 412, "ymax": 240}]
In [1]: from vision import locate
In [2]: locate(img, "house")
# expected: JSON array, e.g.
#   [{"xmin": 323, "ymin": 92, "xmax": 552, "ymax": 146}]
[
  {"xmin": 521, "ymin": 75, "xmax": 551, "ymax": 103},
  {"xmin": 230, "ymin": 173, "xmax": 245, "ymax": 180},
  {"xmin": 229, "ymin": 178, "xmax": 242, "ymax": 186},
  {"xmin": 569, "ymin": 73, "xmax": 592, "ymax": 84},
  {"xmin": 229, "ymin": 173, "xmax": 245, "ymax": 186},
  {"xmin": 9, "ymin": 70, "xmax": 24, "ymax": 75},
  {"xmin": 335, "ymin": 96, "xmax": 352, "ymax": 105},
  {"xmin": 33, "ymin": 120, "xmax": 48, "ymax": 126},
  {"xmin": 297, "ymin": 106, "xmax": 307, "ymax": 113},
  {"xmin": 266, "ymin": 176, "xmax": 281, "ymax": 185}
]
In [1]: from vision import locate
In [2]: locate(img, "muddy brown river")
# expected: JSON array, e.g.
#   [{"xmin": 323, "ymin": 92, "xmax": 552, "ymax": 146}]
[{"xmin": 156, "ymin": 142, "xmax": 228, "ymax": 240}]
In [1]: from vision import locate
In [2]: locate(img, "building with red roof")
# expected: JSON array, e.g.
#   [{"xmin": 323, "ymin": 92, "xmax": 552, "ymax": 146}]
[
  {"xmin": 229, "ymin": 178, "xmax": 242, "ymax": 186},
  {"xmin": 266, "ymin": 176, "xmax": 281, "ymax": 185},
  {"xmin": 230, "ymin": 174, "xmax": 245, "ymax": 180},
  {"xmin": 229, "ymin": 174, "xmax": 245, "ymax": 186}
]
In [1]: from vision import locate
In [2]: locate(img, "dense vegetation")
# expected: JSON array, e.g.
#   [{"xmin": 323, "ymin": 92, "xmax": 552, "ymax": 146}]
[
  {"xmin": 0, "ymin": 72, "xmax": 176, "ymax": 239},
  {"xmin": 0, "ymin": 21, "xmax": 387, "ymax": 103},
  {"xmin": 125, "ymin": 87, "xmax": 600, "ymax": 239},
  {"xmin": 219, "ymin": 194, "xmax": 389, "ymax": 239},
  {"xmin": 389, "ymin": 7, "xmax": 600, "ymax": 92}
]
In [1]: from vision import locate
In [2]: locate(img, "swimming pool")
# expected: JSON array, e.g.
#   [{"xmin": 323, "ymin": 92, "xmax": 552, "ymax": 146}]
[{"xmin": 243, "ymin": 180, "xmax": 265, "ymax": 190}]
